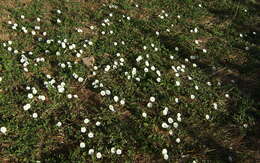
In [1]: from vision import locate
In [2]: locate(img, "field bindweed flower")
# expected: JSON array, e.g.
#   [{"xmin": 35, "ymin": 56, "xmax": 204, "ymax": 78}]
[
  {"xmin": 109, "ymin": 105, "xmax": 115, "ymax": 112},
  {"xmin": 23, "ymin": 104, "xmax": 31, "ymax": 111},
  {"xmin": 162, "ymin": 149, "xmax": 167, "ymax": 156},
  {"xmin": 81, "ymin": 127, "xmax": 86, "ymax": 133},
  {"xmin": 120, "ymin": 99, "xmax": 125, "ymax": 105},
  {"xmin": 116, "ymin": 149, "xmax": 122, "ymax": 155},
  {"xmin": 190, "ymin": 95, "xmax": 195, "ymax": 100},
  {"xmin": 38, "ymin": 95, "xmax": 46, "ymax": 101},
  {"xmin": 96, "ymin": 121, "xmax": 101, "ymax": 126},
  {"xmin": 163, "ymin": 154, "xmax": 169, "ymax": 160},
  {"xmin": 67, "ymin": 94, "xmax": 72, "ymax": 99},
  {"xmin": 168, "ymin": 117, "xmax": 173, "ymax": 124},
  {"xmin": 88, "ymin": 149, "xmax": 94, "ymax": 155},
  {"xmin": 32, "ymin": 113, "xmax": 38, "ymax": 118},
  {"xmin": 88, "ymin": 132, "xmax": 94, "ymax": 138},
  {"xmin": 78, "ymin": 77, "xmax": 84, "ymax": 82},
  {"xmin": 163, "ymin": 107, "xmax": 168, "ymax": 116},
  {"xmin": 113, "ymin": 96, "xmax": 119, "ymax": 102},
  {"xmin": 28, "ymin": 93, "xmax": 33, "ymax": 99},
  {"xmin": 111, "ymin": 147, "xmax": 116, "ymax": 154},
  {"xmin": 173, "ymin": 122, "xmax": 178, "ymax": 128},
  {"xmin": 176, "ymin": 81, "xmax": 180, "ymax": 86},
  {"xmin": 84, "ymin": 118, "xmax": 90, "ymax": 124},
  {"xmin": 56, "ymin": 122, "xmax": 62, "ymax": 127},
  {"xmin": 96, "ymin": 152, "xmax": 102, "ymax": 159},
  {"xmin": 147, "ymin": 102, "xmax": 152, "ymax": 108},
  {"xmin": 57, "ymin": 19, "xmax": 61, "ymax": 23},
  {"xmin": 205, "ymin": 114, "xmax": 210, "ymax": 120},
  {"xmin": 162, "ymin": 122, "xmax": 169, "ymax": 129},
  {"xmin": 213, "ymin": 103, "xmax": 218, "ymax": 110},
  {"xmin": 80, "ymin": 142, "xmax": 85, "ymax": 148},
  {"xmin": 0, "ymin": 127, "xmax": 7, "ymax": 134},
  {"xmin": 142, "ymin": 112, "xmax": 147, "ymax": 118},
  {"xmin": 176, "ymin": 138, "xmax": 181, "ymax": 143},
  {"xmin": 150, "ymin": 96, "xmax": 156, "ymax": 102}
]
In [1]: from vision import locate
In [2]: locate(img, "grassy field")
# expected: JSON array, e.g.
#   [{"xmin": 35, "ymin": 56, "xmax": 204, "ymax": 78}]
[{"xmin": 0, "ymin": 0, "xmax": 259, "ymax": 162}]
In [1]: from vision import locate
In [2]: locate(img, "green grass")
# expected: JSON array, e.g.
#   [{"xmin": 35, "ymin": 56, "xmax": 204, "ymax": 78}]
[{"xmin": 0, "ymin": 0, "xmax": 259, "ymax": 162}]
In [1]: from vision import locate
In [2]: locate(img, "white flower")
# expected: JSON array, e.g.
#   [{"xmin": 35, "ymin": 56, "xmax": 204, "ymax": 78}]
[
  {"xmin": 80, "ymin": 142, "xmax": 85, "ymax": 148},
  {"xmin": 111, "ymin": 147, "xmax": 116, "ymax": 153},
  {"xmin": 67, "ymin": 94, "xmax": 72, "ymax": 99},
  {"xmin": 120, "ymin": 99, "xmax": 125, "ymax": 105},
  {"xmin": 213, "ymin": 103, "xmax": 218, "ymax": 110},
  {"xmin": 195, "ymin": 85, "xmax": 199, "ymax": 90},
  {"xmin": 57, "ymin": 19, "xmax": 61, "ymax": 23},
  {"xmin": 100, "ymin": 91, "xmax": 106, "ymax": 96},
  {"xmin": 56, "ymin": 122, "xmax": 62, "ymax": 127},
  {"xmin": 23, "ymin": 104, "xmax": 31, "ymax": 111},
  {"xmin": 142, "ymin": 112, "xmax": 147, "ymax": 118},
  {"xmin": 81, "ymin": 127, "xmax": 86, "ymax": 133},
  {"xmin": 163, "ymin": 154, "xmax": 169, "ymax": 160},
  {"xmin": 136, "ymin": 56, "xmax": 143, "ymax": 62},
  {"xmin": 176, "ymin": 81, "xmax": 180, "ymax": 86},
  {"xmin": 88, "ymin": 149, "xmax": 94, "ymax": 155},
  {"xmin": 88, "ymin": 132, "xmax": 94, "ymax": 138},
  {"xmin": 109, "ymin": 105, "xmax": 115, "ymax": 112},
  {"xmin": 162, "ymin": 148, "xmax": 167, "ymax": 155},
  {"xmin": 32, "ymin": 113, "xmax": 38, "ymax": 118},
  {"xmin": 105, "ymin": 90, "xmax": 111, "ymax": 95},
  {"xmin": 0, "ymin": 127, "xmax": 7, "ymax": 134},
  {"xmin": 96, "ymin": 152, "xmax": 102, "ymax": 159},
  {"xmin": 162, "ymin": 122, "xmax": 169, "ymax": 129},
  {"xmin": 21, "ymin": 15, "xmax": 25, "ymax": 19},
  {"xmin": 243, "ymin": 124, "xmax": 248, "ymax": 128},
  {"xmin": 58, "ymin": 87, "xmax": 65, "ymax": 93},
  {"xmin": 28, "ymin": 93, "xmax": 33, "ymax": 99},
  {"xmin": 177, "ymin": 117, "xmax": 182, "ymax": 122},
  {"xmin": 31, "ymin": 30, "xmax": 36, "ymax": 35},
  {"xmin": 151, "ymin": 66, "xmax": 156, "ymax": 71},
  {"xmin": 156, "ymin": 78, "xmax": 161, "ymax": 82},
  {"xmin": 78, "ymin": 77, "xmax": 84, "ymax": 82},
  {"xmin": 176, "ymin": 138, "xmax": 181, "ymax": 143},
  {"xmin": 173, "ymin": 122, "xmax": 178, "ymax": 128},
  {"xmin": 190, "ymin": 95, "xmax": 195, "ymax": 99},
  {"xmin": 57, "ymin": 9, "xmax": 61, "ymax": 14},
  {"xmin": 38, "ymin": 95, "xmax": 46, "ymax": 101},
  {"xmin": 205, "ymin": 114, "xmax": 210, "ymax": 120},
  {"xmin": 147, "ymin": 102, "xmax": 153, "ymax": 108},
  {"xmin": 163, "ymin": 108, "xmax": 168, "ymax": 116},
  {"xmin": 84, "ymin": 118, "xmax": 90, "ymax": 124},
  {"xmin": 150, "ymin": 96, "xmax": 155, "ymax": 102},
  {"xmin": 225, "ymin": 94, "xmax": 230, "ymax": 98},
  {"xmin": 114, "ymin": 96, "xmax": 119, "ymax": 102},
  {"xmin": 168, "ymin": 117, "xmax": 173, "ymax": 124},
  {"xmin": 116, "ymin": 149, "xmax": 122, "ymax": 155},
  {"xmin": 96, "ymin": 121, "xmax": 101, "ymax": 126},
  {"xmin": 175, "ymin": 98, "xmax": 179, "ymax": 103},
  {"xmin": 202, "ymin": 49, "xmax": 207, "ymax": 53}
]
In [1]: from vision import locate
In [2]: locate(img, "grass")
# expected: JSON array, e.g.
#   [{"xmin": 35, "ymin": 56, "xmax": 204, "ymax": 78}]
[{"xmin": 0, "ymin": 0, "xmax": 259, "ymax": 162}]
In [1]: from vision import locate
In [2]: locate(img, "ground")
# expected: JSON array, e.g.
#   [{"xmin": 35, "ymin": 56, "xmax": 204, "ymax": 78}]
[{"xmin": 0, "ymin": 0, "xmax": 259, "ymax": 162}]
